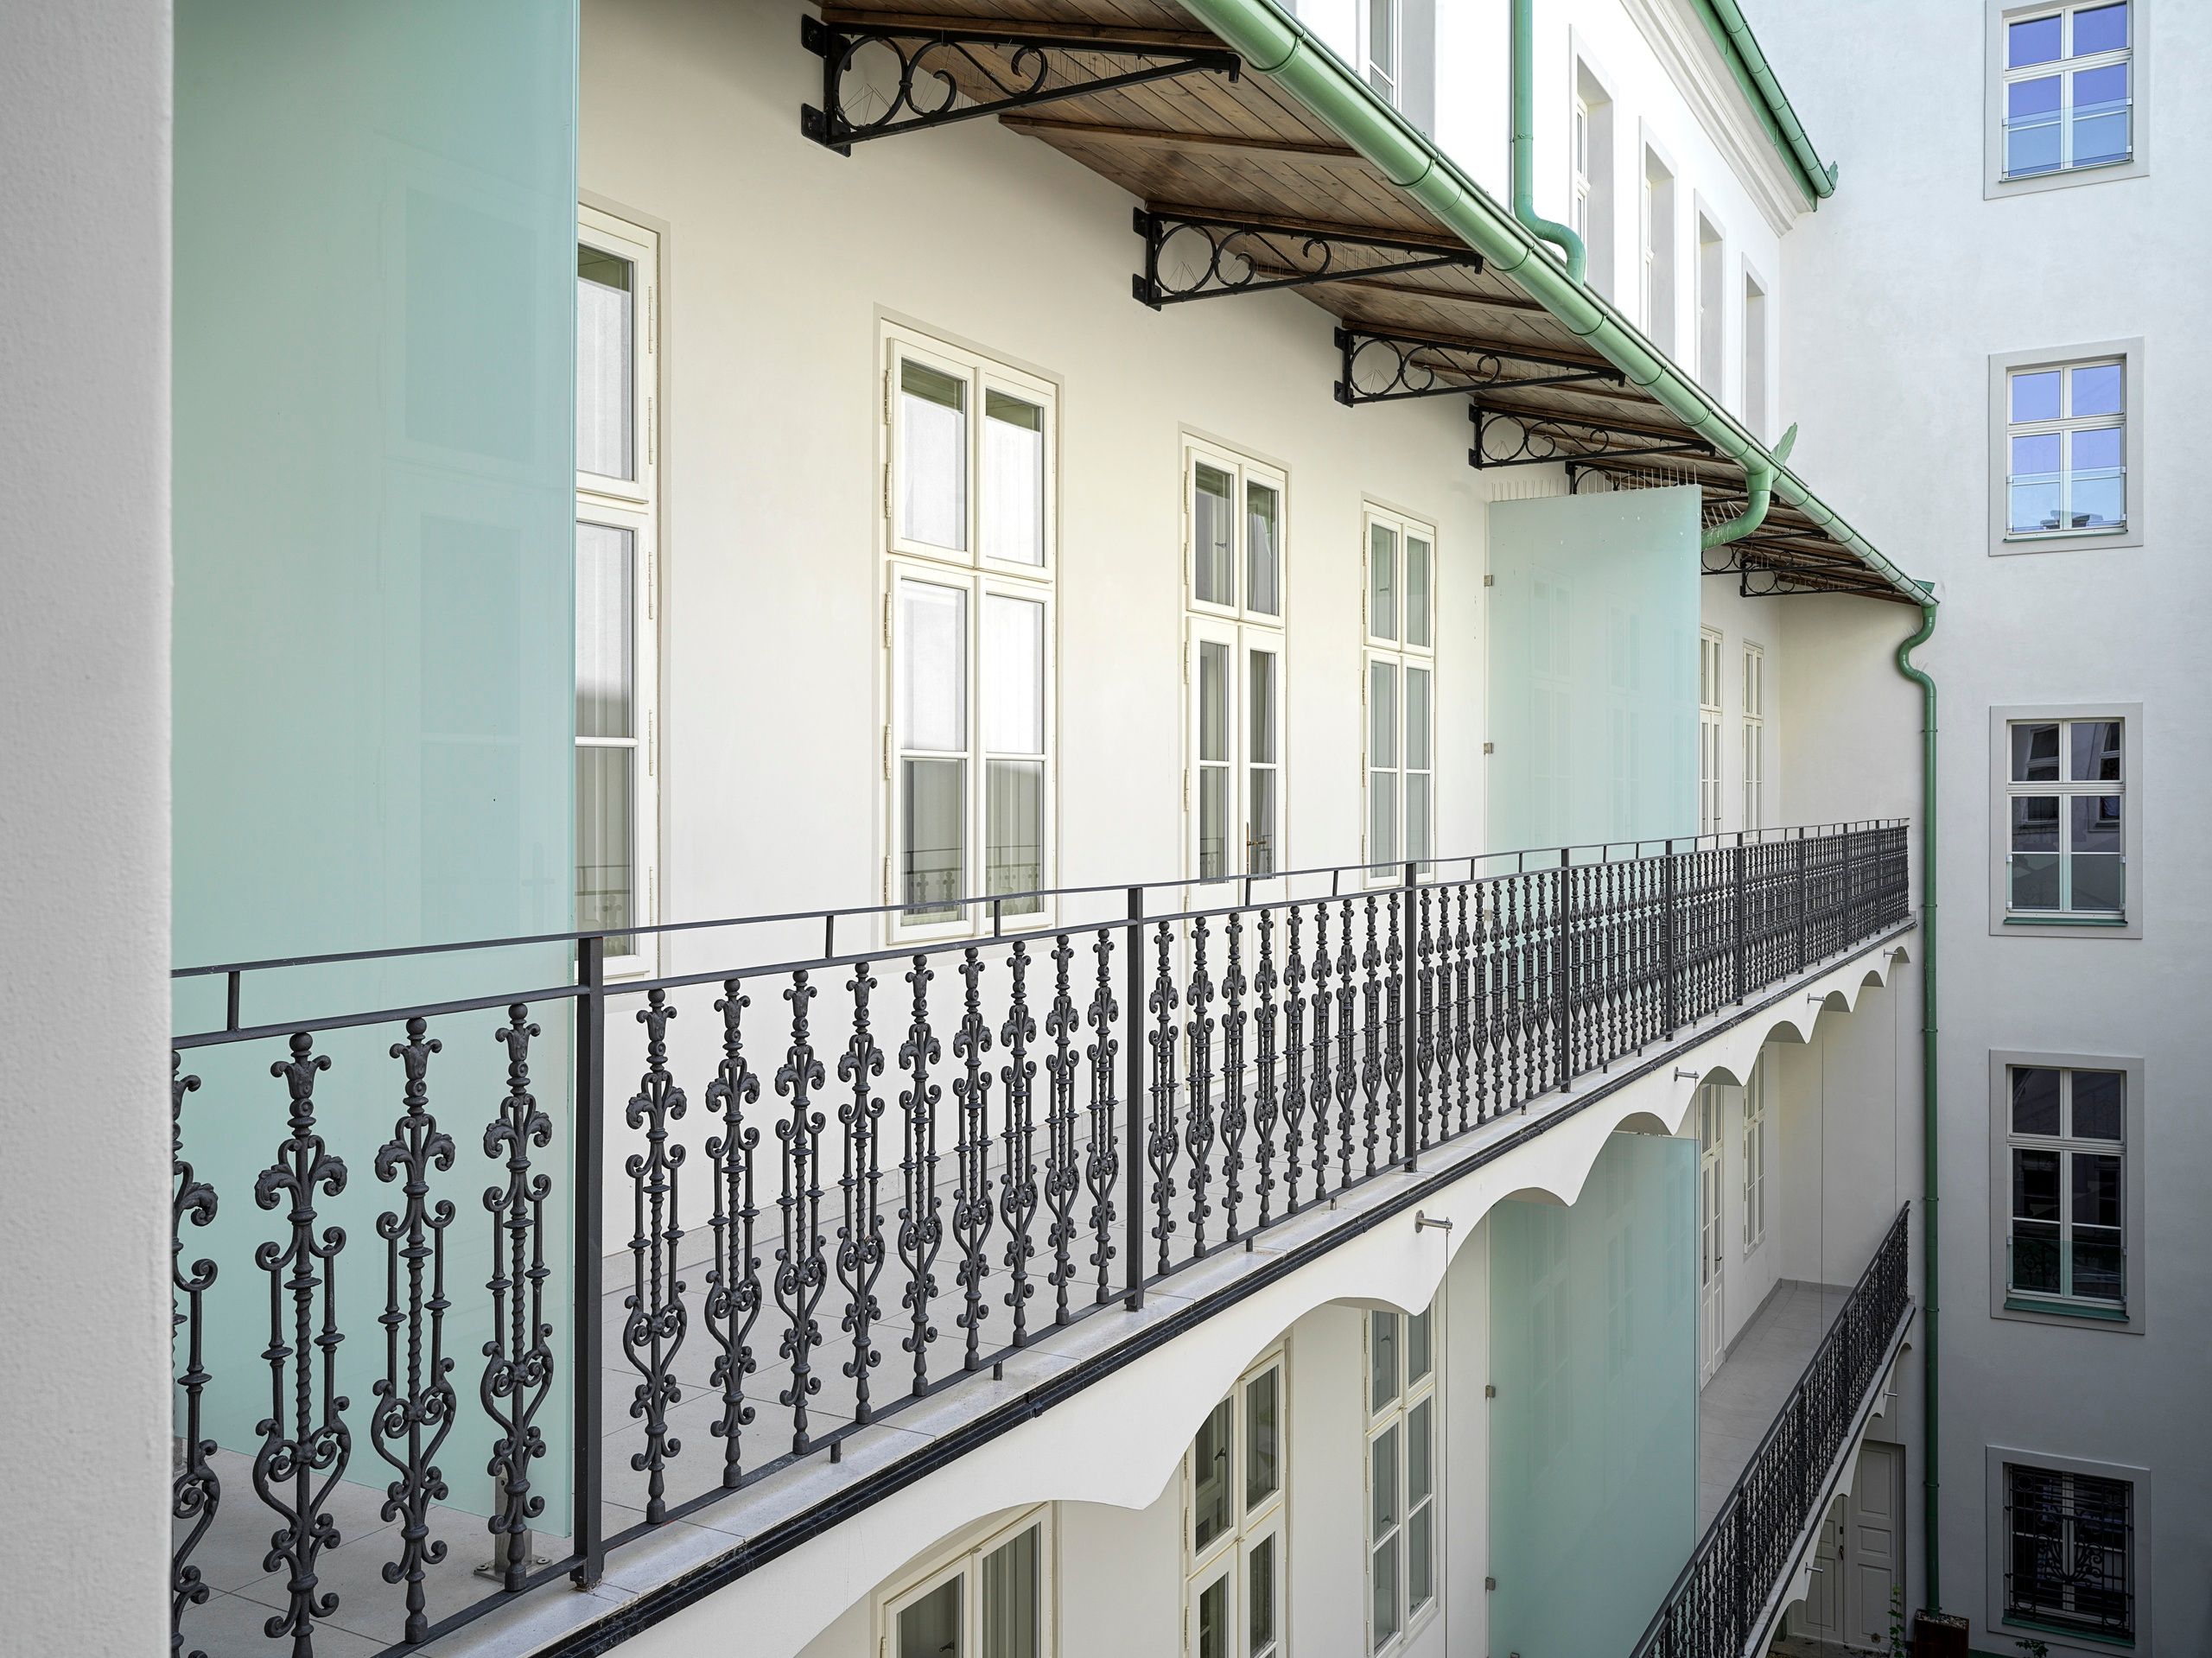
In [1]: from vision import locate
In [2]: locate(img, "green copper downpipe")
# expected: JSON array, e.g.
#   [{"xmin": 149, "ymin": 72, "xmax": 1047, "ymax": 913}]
[
  {"xmin": 1510, "ymin": 0, "xmax": 1586, "ymax": 283},
  {"xmin": 1175, "ymin": 0, "xmax": 1924, "ymax": 592},
  {"xmin": 1896, "ymin": 593, "xmax": 1942, "ymax": 1611}
]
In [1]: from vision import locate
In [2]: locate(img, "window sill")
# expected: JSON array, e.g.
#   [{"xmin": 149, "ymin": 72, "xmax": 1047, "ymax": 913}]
[
  {"xmin": 2004, "ymin": 1294, "xmax": 2128, "ymax": 1323},
  {"xmin": 1999, "ymin": 1612, "xmax": 2136, "ymax": 1650},
  {"xmin": 2000, "ymin": 526, "xmax": 2130, "ymax": 546},
  {"xmin": 2003, "ymin": 914, "xmax": 2127, "ymax": 929},
  {"xmin": 1999, "ymin": 154, "xmax": 2138, "ymax": 186}
]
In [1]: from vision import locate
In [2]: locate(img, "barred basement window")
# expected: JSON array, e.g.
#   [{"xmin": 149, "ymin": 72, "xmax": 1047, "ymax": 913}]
[{"xmin": 2005, "ymin": 1464, "xmax": 2134, "ymax": 1642}]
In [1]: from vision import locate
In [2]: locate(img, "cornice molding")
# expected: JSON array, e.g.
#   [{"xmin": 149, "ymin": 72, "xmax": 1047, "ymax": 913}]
[{"xmin": 1622, "ymin": 0, "xmax": 1808, "ymax": 236}]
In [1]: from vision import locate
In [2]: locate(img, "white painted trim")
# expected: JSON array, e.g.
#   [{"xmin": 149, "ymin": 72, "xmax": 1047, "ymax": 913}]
[{"xmin": 1620, "ymin": 0, "xmax": 1809, "ymax": 236}]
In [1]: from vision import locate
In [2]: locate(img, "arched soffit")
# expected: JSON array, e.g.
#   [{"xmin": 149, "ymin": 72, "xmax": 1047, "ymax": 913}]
[{"xmin": 1611, "ymin": 1109, "xmax": 1675, "ymax": 1138}]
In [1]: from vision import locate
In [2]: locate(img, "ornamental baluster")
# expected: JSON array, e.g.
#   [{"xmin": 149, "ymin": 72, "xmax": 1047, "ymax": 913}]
[
  {"xmin": 1081, "ymin": 930, "xmax": 1121, "ymax": 1309},
  {"xmin": 1146, "ymin": 920, "xmax": 1182, "ymax": 1277},
  {"xmin": 482, "ymin": 1007, "xmax": 556, "ymax": 1581},
  {"xmin": 171, "ymin": 1057, "xmax": 219, "ymax": 1658},
  {"xmin": 772, "ymin": 974, "xmax": 829, "ymax": 1448},
  {"xmin": 1218, "ymin": 912, "xmax": 1249, "ymax": 1242},
  {"xmin": 949, "ymin": 949, "xmax": 995, "ymax": 1371},
  {"xmin": 1332, "ymin": 899, "xmax": 1359, "ymax": 1189},
  {"xmin": 622, "ymin": 992, "xmax": 689, "ymax": 1517},
  {"xmin": 895, "ymin": 957, "xmax": 944, "ymax": 1396},
  {"xmin": 1279, "ymin": 905, "xmax": 1308, "ymax": 1216},
  {"xmin": 1250, "ymin": 908, "xmax": 1279, "ymax": 1229},
  {"xmin": 702, "ymin": 984, "xmax": 763, "ymax": 1486},
  {"xmin": 1360, "ymin": 893, "xmax": 1385, "ymax": 1174},
  {"xmin": 836, "ymin": 966, "xmax": 887, "ymax": 1420},
  {"xmin": 1040, "ymin": 936, "xmax": 1083, "ymax": 1325},
  {"xmin": 1183, "ymin": 916, "xmax": 1217, "ymax": 1259},
  {"xmin": 997, "ymin": 943, "xmax": 1040, "ymax": 1347}
]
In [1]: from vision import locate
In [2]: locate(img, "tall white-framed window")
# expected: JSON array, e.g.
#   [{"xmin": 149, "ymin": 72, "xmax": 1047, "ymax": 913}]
[
  {"xmin": 1741, "ymin": 268, "xmax": 1769, "ymax": 439},
  {"xmin": 577, "ymin": 205, "xmax": 661, "ymax": 977},
  {"xmin": 1642, "ymin": 144, "xmax": 1677, "ymax": 357},
  {"xmin": 1363, "ymin": 505, "xmax": 1437, "ymax": 879},
  {"xmin": 1366, "ymin": 1302, "xmax": 1439, "ymax": 1655},
  {"xmin": 2000, "ymin": 3, "xmax": 2133, "ymax": 180},
  {"xmin": 884, "ymin": 323, "xmax": 1058, "ymax": 937},
  {"xmin": 1696, "ymin": 1083, "xmax": 1726, "ymax": 1382},
  {"xmin": 1185, "ymin": 438, "xmax": 1286, "ymax": 882},
  {"xmin": 1184, "ymin": 1347, "xmax": 1286, "ymax": 1658},
  {"xmin": 2003, "ymin": 716, "xmax": 2123, "ymax": 918},
  {"xmin": 1741, "ymin": 1053, "xmax": 1768, "ymax": 1255},
  {"xmin": 1694, "ymin": 210, "xmax": 1725, "ymax": 392},
  {"xmin": 881, "ymin": 1505, "xmax": 1055, "ymax": 1658},
  {"xmin": 2004, "ymin": 357, "xmax": 2126, "ymax": 537},
  {"xmin": 2004, "ymin": 1064, "xmax": 2126, "ymax": 1312},
  {"xmin": 1698, "ymin": 627, "xmax": 1723, "ymax": 836},
  {"xmin": 1360, "ymin": 0, "xmax": 1402, "ymax": 105},
  {"xmin": 1571, "ymin": 59, "xmax": 1615, "ymax": 300},
  {"xmin": 1740, "ymin": 641, "xmax": 1764, "ymax": 831}
]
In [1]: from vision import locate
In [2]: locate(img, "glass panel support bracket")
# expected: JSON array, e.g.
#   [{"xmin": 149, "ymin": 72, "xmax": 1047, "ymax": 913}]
[{"xmin": 800, "ymin": 16, "xmax": 1240, "ymax": 154}]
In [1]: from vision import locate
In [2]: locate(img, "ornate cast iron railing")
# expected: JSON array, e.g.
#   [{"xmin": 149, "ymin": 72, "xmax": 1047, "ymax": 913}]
[
  {"xmin": 1630, "ymin": 1203, "xmax": 1915, "ymax": 1658},
  {"xmin": 168, "ymin": 821, "xmax": 1909, "ymax": 1657}
]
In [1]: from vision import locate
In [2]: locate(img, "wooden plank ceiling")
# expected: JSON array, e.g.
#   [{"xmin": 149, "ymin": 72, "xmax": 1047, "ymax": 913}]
[{"xmin": 810, "ymin": 0, "xmax": 1898, "ymax": 599}]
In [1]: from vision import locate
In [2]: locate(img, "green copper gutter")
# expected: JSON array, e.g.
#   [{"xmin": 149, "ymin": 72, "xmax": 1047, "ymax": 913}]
[
  {"xmin": 1691, "ymin": 0, "xmax": 1840, "ymax": 206},
  {"xmin": 1895, "ymin": 594, "xmax": 1942, "ymax": 1611},
  {"xmin": 1174, "ymin": 0, "xmax": 1923, "ymax": 591}
]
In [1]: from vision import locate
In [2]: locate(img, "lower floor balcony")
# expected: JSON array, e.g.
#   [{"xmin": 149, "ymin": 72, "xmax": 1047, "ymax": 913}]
[{"xmin": 168, "ymin": 822, "xmax": 1911, "ymax": 1658}]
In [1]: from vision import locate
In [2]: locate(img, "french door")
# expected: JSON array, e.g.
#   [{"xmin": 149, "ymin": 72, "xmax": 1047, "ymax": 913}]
[
  {"xmin": 1697, "ymin": 1083, "xmax": 1726, "ymax": 1384},
  {"xmin": 1187, "ymin": 617, "xmax": 1284, "ymax": 883}
]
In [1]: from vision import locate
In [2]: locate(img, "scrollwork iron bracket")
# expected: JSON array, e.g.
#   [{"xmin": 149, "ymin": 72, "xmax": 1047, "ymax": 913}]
[
  {"xmin": 1467, "ymin": 403, "xmax": 1711, "ymax": 469},
  {"xmin": 800, "ymin": 17, "xmax": 1239, "ymax": 154},
  {"xmin": 1335, "ymin": 327, "xmax": 1623, "ymax": 407},
  {"xmin": 1133, "ymin": 212, "xmax": 1480, "ymax": 308}
]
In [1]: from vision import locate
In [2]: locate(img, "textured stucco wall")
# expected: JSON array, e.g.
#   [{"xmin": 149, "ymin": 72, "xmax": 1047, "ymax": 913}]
[{"xmin": 0, "ymin": 1, "xmax": 174, "ymax": 1651}]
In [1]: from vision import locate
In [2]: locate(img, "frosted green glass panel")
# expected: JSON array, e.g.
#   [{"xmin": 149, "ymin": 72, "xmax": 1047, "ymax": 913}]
[
  {"xmin": 174, "ymin": 0, "xmax": 580, "ymax": 1529},
  {"xmin": 1487, "ymin": 489, "xmax": 1699, "ymax": 852},
  {"xmin": 1490, "ymin": 1132, "xmax": 1697, "ymax": 1658}
]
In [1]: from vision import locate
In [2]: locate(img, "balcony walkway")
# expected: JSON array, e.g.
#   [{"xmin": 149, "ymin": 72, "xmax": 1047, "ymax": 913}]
[{"xmin": 1698, "ymin": 1280, "xmax": 1852, "ymax": 1531}]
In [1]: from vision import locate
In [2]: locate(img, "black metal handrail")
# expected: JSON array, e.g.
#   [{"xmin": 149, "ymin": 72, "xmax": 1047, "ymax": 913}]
[
  {"xmin": 1629, "ymin": 1204, "xmax": 1915, "ymax": 1658},
  {"xmin": 168, "ymin": 822, "xmax": 1910, "ymax": 1657}
]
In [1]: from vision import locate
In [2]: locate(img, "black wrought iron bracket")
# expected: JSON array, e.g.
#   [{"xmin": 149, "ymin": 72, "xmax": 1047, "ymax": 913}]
[
  {"xmin": 1131, "ymin": 212, "xmax": 1481, "ymax": 308},
  {"xmin": 801, "ymin": 16, "xmax": 1240, "ymax": 154},
  {"xmin": 1335, "ymin": 327, "xmax": 1622, "ymax": 406},
  {"xmin": 1468, "ymin": 403, "xmax": 1711, "ymax": 469}
]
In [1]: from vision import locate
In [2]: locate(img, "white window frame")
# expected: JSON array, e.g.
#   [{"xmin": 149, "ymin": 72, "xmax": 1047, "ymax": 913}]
[
  {"xmin": 1740, "ymin": 1051, "xmax": 1768, "ymax": 1255},
  {"xmin": 1987, "ymin": 1049, "xmax": 2145, "ymax": 1333},
  {"xmin": 1986, "ymin": 0, "xmax": 2145, "ymax": 197},
  {"xmin": 1640, "ymin": 133, "xmax": 1678, "ymax": 359},
  {"xmin": 1698, "ymin": 627, "xmax": 1724, "ymax": 836},
  {"xmin": 882, "ymin": 322, "xmax": 1059, "ymax": 942},
  {"xmin": 1362, "ymin": 504, "xmax": 1438, "ymax": 883},
  {"xmin": 1359, "ymin": 0, "xmax": 1402, "ymax": 107},
  {"xmin": 1183, "ymin": 1345, "xmax": 1287, "ymax": 1658},
  {"xmin": 1184, "ymin": 436, "xmax": 1288, "ymax": 886},
  {"xmin": 1988, "ymin": 704, "xmax": 2139, "ymax": 937},
  {"xmin": 1696, "ymin": 1081, "xmax": 1726, "ymax": 1382},
  {"xmin": 1740, "ymin": 262, "xmax": 1770, "ymax": 441},
  {"xmin": 1989, "ymin": 341, "xmax": 2145, "ymax": 555},
  {"xmin": 1568, "ymin": 48, "xmax": 1616, "ymax": 301},
  {"xmin": 576, "ymin": 204, "xmax": 661, "ymax": 979},
  {"xmin": 1694, "ymin": 204, "xmax": 1726, "ymax": 394},
  {"xmin": 1984, "ymin": 1447, "xmax": 2150, "ymax": 1651},
  {"xmin": 1364, "ymin": 1301, "xmax": 1440, "ymax": 1655},
  {"xmin": 1740, "ymin": 640, "xmax": 1764, "ymax": 832},
  {"xmin": 879, "ymin": 1504, "xmax": 1058, "ymax": 1658}
]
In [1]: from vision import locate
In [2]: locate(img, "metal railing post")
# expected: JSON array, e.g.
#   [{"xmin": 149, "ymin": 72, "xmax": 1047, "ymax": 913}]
[
  {"xmin": 1796, "ymin": 827, "xmax": 1808, "ymax": 973},
  {"xmin": 1402, "ymin": 861, "xmax": 1419, "ymax": 1168},
  {"xmin": 570, "ymin": 934, "xmax": 606, "ymax": 1590},
  {"xmin": 1732, "ymin": 832, "xmax": 1748, "ymax": 1005},
  {"xmin": 1123, "ymin": 886, "xmax": 1145, "ymax": 1311},
  {"xmin": 1556, "ymin": 848, "xmax": 1573, "ymax": 1093},
  {"xmin": 1662, "ymin": 839, "xmax": 1679, "ymax": 1039}
]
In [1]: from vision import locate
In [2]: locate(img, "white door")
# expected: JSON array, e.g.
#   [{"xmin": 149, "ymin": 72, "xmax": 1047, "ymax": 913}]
[
  {"xmin": 1697, "ymin": 1084, "xmax": 1726, "ymax": 1384},
  {"xmin": 1187, "ymin": 619, "xmax": 1283, "ymax": 885},
  {"xmin": 1799, "ymin": 1503, "xmax": 1847, "ymax": 1642},
  {"xmin": 1793, "ymin": 1440, "xmax": 1904, "ymax": 1650}
]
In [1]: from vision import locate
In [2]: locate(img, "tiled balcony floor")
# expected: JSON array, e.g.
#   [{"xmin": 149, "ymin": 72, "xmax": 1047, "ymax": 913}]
[{"xmin": 1697, "ymin": 1279, "xmax": 1853, "ymax": 1530}]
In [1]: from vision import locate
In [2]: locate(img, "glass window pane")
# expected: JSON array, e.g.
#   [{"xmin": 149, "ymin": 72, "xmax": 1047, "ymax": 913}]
[
  {"xmin": 1249, "ymin": 1535, "xmax": 1277, "ymax": 1657},
  {"xmin": 1404, "ymin": 666, "xmax": 1431, "ymax": 772},
  {"xmin": 1197, "ymin": 1572, "xmax": 1229, "ymax": 1658},
  {"xmin": 1193, "ymin": 1395, "xmax": 1234, "ymax": 1554},
  {"xmin": 1200, "ymin": 765, "xmax": 1230, "ymax": 884},
  {"xmin": 2011, "ymin": 431, "xmax": 2061, "ymax": 478},
  {"xmin": 577, "ymin": 746, "xmax": 633, "ymax": 943},
  {"xmin": 1369, "ymin": 0, "xmax": 1394, "ymax": 69},
  {"xmin": 2013, "ymin": 1147, "xmax": 2061, "ymax": 1222},
  {"xmin": 902, "ymin": 759, "xmax": 966, "ymax": 920},
  {"xmin": 2007, "ymin": 13, "xmax": 2060, "ymax": 67},
  {"xmin": 1195, "ymin": 463, "xmax": 1236, "ymax": 607},
  {"xmin": 1407, "ymin": 1307, "xmax": 1432, "ymax": 1384},
  {"xmin": 2012, "ymin": 1218, "xmax": 2061, "ymax": 1294},
  {"xmin": 2007, "ymin": 75, "xmax": 2063, "ymax": 123},
  {"xmin": 1200, "ymin": 641, "xmax": 1230, "ymax": 765},
  {"xmin": 576, "ymin": 245, "xmax": 634, "ymax": 481},
  {"xmin": 982, "ymin": 390, "xmax": 1046, "ymax": 567},
  {"xmin": 1370, "ymin": 661, "xmax": 1397, "ymax": 768},
  {"xmin": 2006, "ymin": 115, "xmax": 2061, "ymax": 178},
  {"xmin": 2070, "ymin": 850, "xmax": 2124, "ymax": 913},
  {"xmin": 2071, "ymin": 107, "xmax": 2129, "ymax": 168},
  {"xmin": 2012, "ymin": 368, "xmax": 2063, "ymax": 422},
  {"xmin": 1407, "ymin": 1399, "xmax": 1433, "ymax": 1506},
  {"xmin": 2070, "ymin": 468, "xmax": 2124, "ymax": 531},
  {"xmin": 986, "ymin": 760, "xmax": 1044, "ymax": 913},
  {"xmin": 2011, "ymin": 795, "xmax": 2059, "ymax": 852},
  {"xmin": 2012, "ymin": 853, "xmax": 2059, "ymax": 911},
  {"xmin": 1248, "ymin": 769, "xmax": 1277, "ymax": 879},
  {"xmin": 2070, "ymin": 361, "xmax": 2124, "ymax": 417},
  {"xmin": 1408, "ymin": 1501, "xmax": 1434, "ymax": 1616},
  {"xmin": 982, "ymin": 1527, "xmax": 1039, "ymax": 1658},
  {"xmin": 900, "ymin": 581, "xmax": 968, "ymax": 753},
  {"xmin": 1405, "ymin": 537, "xmax": 1432, "ymax": 647},
  {"xmin": 2072, "ymin": 1228, "xmax": 2125, "ymax": 1303},
  {"xmin": 2008, "ymin": 478, "xmax": 2061, "ymax": 534},
  {"xmin": 1247, "ymin": 481, "xmax": 1281, "ymax": 617},
  {"xmin": 1405, "ymin": 774, "xmax": 1431, "ymax": 866},
  {"xmin": 1370, "ymin": 524, "xmax": 1398, "ymax": 640},
  {"xmin": 2071, "ymin": 1070, "xmax": 2124, "ymax": 1141},
  {"xmin": 2070, "ymin": 426, "xmax": 2123, "ymax": 473},
  {"xmin": 1371, "ymin": 1534, "xmax": 1400, "ymax": 1648},
  {"xmin": 2074, "ymin": 3, "xmax": 2127, "ymax": 54},
  {"xmin": 1369, "ymin": 774, "xmax": 1397, "ymax": 870},
  {"xmin": 576, "ymin": 523, "xmax": 634, "ymax": 739},
  {"xmin": 1245, "ymin": 1368, "xmax": 1281, "ymax": 1510},
  {"xmin": 2012, "ymin": 1067, "xmax": 2063, "ymax": 1136},
  {"xmin": 2070, "ymin": 720, "xmax": 2123, "ymax": 781},
  {"xmin": 1248, "ymin": 650, "xmax": 1277, "ymax": 764},
  {"xmin": 2073, "ymin": 1153, "xmax": 2122, "ymax": 1229},
  {"xmin": 2012, "ymin": 723, "xmax": 2061, "ymax": 782},
  {"xmin": 1370, "ymin": 1311, "xmax": 1400, "ymax": 1413},
  {"xmin": 983, "ymin": 595, "xmax": 1044, "ymax": 755},
  {"xmin": 898, "ymin": 1576, "xmax": 963, "ymax": 1658},
  {"xmin": 2074, "ymin": 792, "xmax": 2123, "ymax": 852},
  {"xmin": 1370, "ymin": 1425, "xmax": 1400, "ymax": 1535},
  {"xmin": 2071, "ymin": 62, "xmax": 2128, "ymax": 112},
  {"xmin": 901, "ymin": 359, "xmax": 969, "ymax": 550}
]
